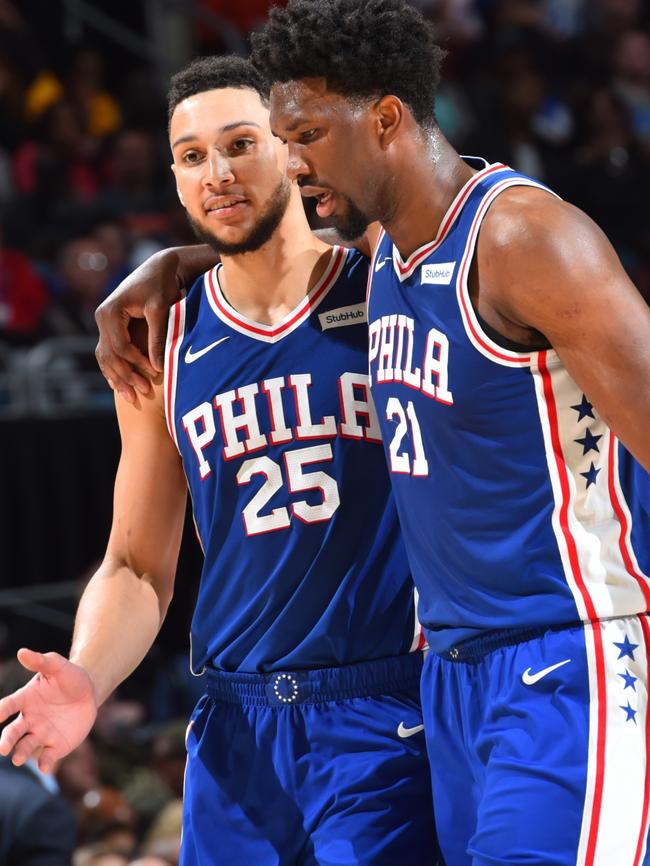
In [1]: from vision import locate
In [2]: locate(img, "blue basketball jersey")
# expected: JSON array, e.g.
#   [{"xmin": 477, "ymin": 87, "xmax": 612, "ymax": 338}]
[
  {"xmin": 164, "ymin": 246, "xmax": 420, "ymax": 673},
  {"xmin": 367, "ymin": 160, "xmax": 650, "ymax": 652}
]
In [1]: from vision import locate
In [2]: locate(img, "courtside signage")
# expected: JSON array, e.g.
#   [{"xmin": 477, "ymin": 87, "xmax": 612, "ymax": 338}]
[
  {"xmin": 319, "ymin": 304, "xmax": 367, "ymax": 330},
  {"xmin": 421, "ymin": 262, "xmax": 456, "ymax": 285}
]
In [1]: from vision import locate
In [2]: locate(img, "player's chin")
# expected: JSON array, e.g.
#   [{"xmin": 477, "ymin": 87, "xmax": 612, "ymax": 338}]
[
  {"xmin": 205, "ymin": 219, "xmax": 256, "ymax": 246},
  {"xmin": 205, "ymin": 209, "xmax": 253, "ymax": 230},
  {"xmin": 331, "ymin": 213, "xmax": 370, "ymax": 242}
]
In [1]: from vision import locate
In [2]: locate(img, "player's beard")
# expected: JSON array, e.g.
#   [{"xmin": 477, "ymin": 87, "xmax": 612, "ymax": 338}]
[
  {"xmin": 329, "ymin": 195, "xmax": 371, "ymax": 242},
  {"xmin": 188, "ymin": 176, "xmax": 291, "ymax": 256}
]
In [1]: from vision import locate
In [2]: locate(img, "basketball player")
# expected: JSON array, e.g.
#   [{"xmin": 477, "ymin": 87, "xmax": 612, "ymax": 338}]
[
  {"xmin": 248, "ymin": 4, "xmax": 650, "ymax": 866},
  {"xmin": 0, "ymin": 57, "xmax": 437, "ymax": 865},
  {"xmin": 91, "ymin": 3, "xmax": 650, "ymax": 864}
]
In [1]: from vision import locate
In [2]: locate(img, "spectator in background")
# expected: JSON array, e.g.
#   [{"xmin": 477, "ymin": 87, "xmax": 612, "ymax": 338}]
[
  {"xmin": 75, "ymin": 787, "xmax": 137, "ymax": 857},
  {"xmin": 130, "ymin": 859, "xmax": 174, "ymax": 866},
  {"xmin": 13, "ymin": 99, "xmax": 101, "ymax": 218},
  {"xmin": 0, "ymin": 659, "xmax": 76, "ymax": 866},
  {"xmin": 25, "ymin": 47, "xmax": 121, "ymax": 141},
  {"xmin": 67, "ymin": 48, "xmax": 122, "ymax": 140},
  {"xmin": 568, "ymin": 85, "xmax": 650, "ymax": 269},
  {"xmin": 198, "ymin": 0, "xmax": 287, "ymax": 39},
  {"xmin": 92, "ymin": 220, "xmax": 132, "ymax": 295},
  {"xmin": 0, "ymin": 223, "xmax": 48, "ymax": 344},
  {"xmin": 0, "ymin": 51, "xmax": 27, "ymax": 165},
  {"xmin": 74, "ymin": 846, "xmax": 129, "ymax": 866},
  {"xmin": 149, "ymin": 723, "xmax": 186, "ymax": 802},
  {"xmin": 56, "ymin": 738, "xmax": 101, "ymax": 807},
  {"xmin": 139, "ymin": 800, "xmax": 182, "ymax": 866},
  {"xmin": 41, "ymin": 236, "xmax": 111, "ymax": 337},
  {"xmin": 98, "ymin": 129, "xmax": 173, "ymax": 243},
  {"xmin": 611, "ymin": 29, "xmax": 650, "ymax": 149},
  {"xmin": 596, "ymin": 0, "xmax": 646, "ymax": 39}
]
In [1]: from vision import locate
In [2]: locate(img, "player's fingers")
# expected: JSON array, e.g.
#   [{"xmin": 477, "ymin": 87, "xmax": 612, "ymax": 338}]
[
  {"xmin": 0, "ymin": 692, "xmax": 22, "ymax": 727},
  {"xmin": 0, "ymin": 713, "xmax": 27, "ymax": 754},
  {"xmin": 11, "ymin": 732, "xmax": 43, "ymax": 767},
  {"xmin": 145, "ymin": 301, "xmax": 169, "ymax": 373},
  {"xmin": 99, "ymin": 358, "xmax": 146, "ymax": 403},
  {"xmin": 38, "ymin": 745, "xmax": 59, "ymax": 775},
  {"xmin": 95, "ymin": 302, "xmax": 157, "ymax": 377},
  {"xmin": 17, "ymin": 648, "xmax": 65, "ymax": 676},
  {"xmin": 95, "ymin": 342, "xmax": 151, "ymax": 400}
]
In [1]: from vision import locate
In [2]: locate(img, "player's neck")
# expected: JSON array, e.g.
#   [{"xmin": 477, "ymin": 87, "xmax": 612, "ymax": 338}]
[
  {"xmin": 382, "ymin": 133, "xmax": 475, "ymax": 260},
  {"xmin": 219, "ymin": 191, "xmax": 331, "ymax": 325}
]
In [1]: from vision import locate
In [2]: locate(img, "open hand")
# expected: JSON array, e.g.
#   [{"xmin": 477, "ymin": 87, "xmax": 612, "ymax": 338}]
[{"xmin": 0, "ymin": 649, "xmax": 98, "ymax": 774}]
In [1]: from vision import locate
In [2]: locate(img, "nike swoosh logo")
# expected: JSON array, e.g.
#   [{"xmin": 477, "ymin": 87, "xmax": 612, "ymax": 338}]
[
  {"xmin": 375, "ymin": 257, "xmax": 391, "ymax": 272},
  {"xmin": 522, "ymin": 658, "xmax": 571, "ymax": 686},
  {"xmin": 397, "ymin": 721, "xmax": 425, "ymax": 738},
  {"xmin": 185, "ymin": 336, "xmax": 230, "ymax": 364}
]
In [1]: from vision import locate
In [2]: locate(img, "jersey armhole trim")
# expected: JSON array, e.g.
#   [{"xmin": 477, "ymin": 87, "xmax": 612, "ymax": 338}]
[
  {"xmin": 366, "ymin": 227, "xmax": 387, "ymax": 308},
  {"xmin": 456, "ymin": 177, "xmax": 558, "ymax": 367},
  {"xmin": 163, "ymin": 298, "xmax": 186, "ymax": 450}
]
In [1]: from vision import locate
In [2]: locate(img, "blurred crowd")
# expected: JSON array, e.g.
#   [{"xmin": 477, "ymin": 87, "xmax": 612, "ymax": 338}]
[{"xmin": 0, "ymin": 0, "xmax": 649, "ymax": 352}]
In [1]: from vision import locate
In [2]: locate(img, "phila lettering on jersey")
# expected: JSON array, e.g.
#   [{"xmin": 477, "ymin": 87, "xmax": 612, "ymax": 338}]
[
  {"xmin": 164, "ymin": 246, "xmax": 421, "ymax": 673},
  {"xmin": 366, "ymin": 160, "xmax": 650, "ymax": 652}
]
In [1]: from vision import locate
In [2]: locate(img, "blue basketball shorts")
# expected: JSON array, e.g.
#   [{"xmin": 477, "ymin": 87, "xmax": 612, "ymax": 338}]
[
  {"xmin": 421, "ymin": 614, "xmax": 650, "ymax": 866},
  {"xmin": 181, "ymin": 651, "xmax": 438, "ymax": 865}
]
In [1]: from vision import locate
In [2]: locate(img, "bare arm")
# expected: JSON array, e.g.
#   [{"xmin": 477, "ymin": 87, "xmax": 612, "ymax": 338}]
[
  {"xmin": 95, "ymin": 244, "xmax": 217, "ymax": 401},
  {"xmin": 70, "ymin": 380, "xmax": 188, "ymax": 702},
  {"xmin": 0, "ymin": 380, "xmax": 187, "ymax": 771},
  {"xmin": 478, "ymin": 189, "xmax": 650, "ymax": 471}
]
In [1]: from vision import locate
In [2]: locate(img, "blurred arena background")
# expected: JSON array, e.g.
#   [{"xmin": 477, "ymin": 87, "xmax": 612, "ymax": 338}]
[{"xmin": 0, "ymin": 1, "xmax": 649, "ymax": 863}]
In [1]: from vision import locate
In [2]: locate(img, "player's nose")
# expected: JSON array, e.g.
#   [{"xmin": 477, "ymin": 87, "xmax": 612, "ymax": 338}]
[
  {"xmin": 286, "ymin": 143, "xmax": 310, "ymax": 183},
  {"xmin": 203, "ymin": 151, "xmax": 235, "ymax": 187}
]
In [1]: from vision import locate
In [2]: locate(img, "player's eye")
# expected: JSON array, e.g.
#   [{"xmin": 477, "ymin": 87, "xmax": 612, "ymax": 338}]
[
  {"xmin": 182, "ymin": 150, "xmax": 203, "ymax": 165},
  {"xmin": 230, "ymin": 138, "xmax": 255, "ymax": 153},
  {"xmin": 300, "ymin": 128, "xmax": 318, "ymax": 143}
]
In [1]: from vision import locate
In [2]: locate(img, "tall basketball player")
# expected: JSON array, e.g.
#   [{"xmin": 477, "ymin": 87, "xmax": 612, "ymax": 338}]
[
  {"xmin": 0, "ymin": 57, "xmax": 437, "ymax": 866},
  {"xmin": 92, "ymin": 3, "xmax": 650, "ymax": 864},
  {"xmin": 247, "ymin": 4, "xmax": 650, "ymax": 866}
]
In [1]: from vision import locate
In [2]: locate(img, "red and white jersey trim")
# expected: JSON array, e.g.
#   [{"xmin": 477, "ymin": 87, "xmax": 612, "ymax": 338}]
[
  {"xmin": 392, "ymin": 162, "xmax": 509, "ymax": 282},
  {"xmin": 456, "ymin": 176, "xmax": 557, "ymax": 368},
  {"xmin": 409, "ymin": 586, "xmax": 427, "ymax": 652},
  {"xmin": 577, "ymin": 616, "xmax": 650, "ymax": 866},
  {"xmin": 164, "ymin": 297, "xmax": 186, "ymax": 451},
  {"xmin": 531, "ymin": 350, "xmax": 649, "ymax": 623},
  {"xmin": 204, "ymin": 245, "xmax": 346, "ymax": 343},
  {"xmin": 366, "ymin": 227, "xmax": 387, "ymax": 310}
]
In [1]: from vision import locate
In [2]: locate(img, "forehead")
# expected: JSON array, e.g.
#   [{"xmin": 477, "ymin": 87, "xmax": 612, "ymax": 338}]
[
  {"xmin": 269, "ymin": 78, "xmax": 352, "ymax": 132},
  {"xmin": 170, "ymin": 87, "xmax": 270, "ymax": 140}
]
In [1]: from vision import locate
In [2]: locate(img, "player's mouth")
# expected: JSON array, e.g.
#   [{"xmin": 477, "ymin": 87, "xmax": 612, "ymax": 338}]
[
  {"xmin": 204, "ymin": 195, "xmax": 250, "ymax": 220},
  {"xmin": 298, "ymin": 184, "xmax": 337, "ymax": 219},
  {"xmin": 315, "ymin": 190, "xmax": 337, "ymax": 219}
]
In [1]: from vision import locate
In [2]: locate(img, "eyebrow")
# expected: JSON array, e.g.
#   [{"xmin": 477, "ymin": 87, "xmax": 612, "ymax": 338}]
[
  {"xmin": 171, "ymin": 120, "xmax": 262, "ymax": 149},
  {"xmin": 280, "ymin": 116, "xmax": 312, "ymax": 133}
]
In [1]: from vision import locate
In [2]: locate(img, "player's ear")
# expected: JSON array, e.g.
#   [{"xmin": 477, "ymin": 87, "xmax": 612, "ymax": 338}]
[{"xmin": 374, "ymin": 95, "xmax": 403, "ymax": 149}]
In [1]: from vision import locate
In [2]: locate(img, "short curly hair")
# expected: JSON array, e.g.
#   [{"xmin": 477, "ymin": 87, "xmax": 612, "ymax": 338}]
[
  {"xmin": 167, "ymin": 55, "xmax": 269, "ymax": 126},
  {"xmin": 250, "ymin": 0, "xmax": 446, "ymax": 128}
]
